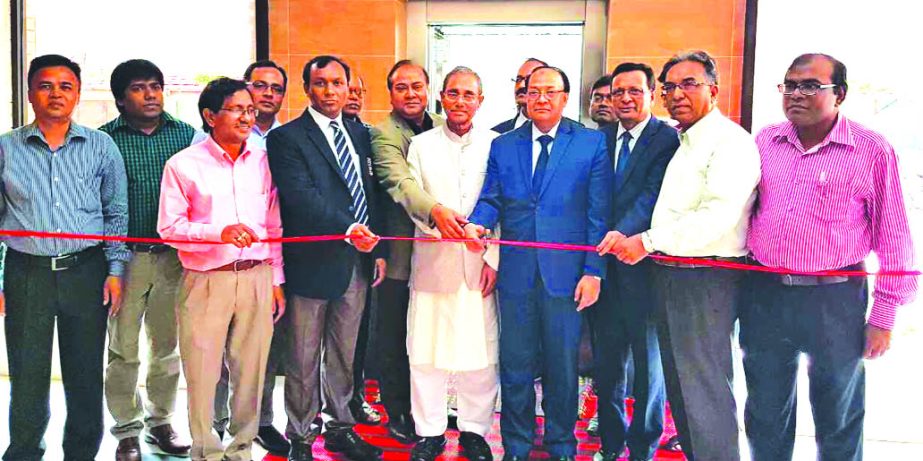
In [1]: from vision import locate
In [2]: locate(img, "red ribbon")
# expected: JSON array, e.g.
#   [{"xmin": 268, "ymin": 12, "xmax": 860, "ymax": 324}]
[{"xmin": 1, "ymin": 229, "xmax": 918, "ymax": 277}]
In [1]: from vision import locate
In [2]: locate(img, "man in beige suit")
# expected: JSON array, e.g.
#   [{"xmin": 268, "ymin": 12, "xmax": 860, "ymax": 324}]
[
  {"xmin": 405, "ymin": 66, "xmax": 499, "ymax": 461},
  {"xmin": 370, "ymin": 60, "xmax": 467, "ymax": 443}
]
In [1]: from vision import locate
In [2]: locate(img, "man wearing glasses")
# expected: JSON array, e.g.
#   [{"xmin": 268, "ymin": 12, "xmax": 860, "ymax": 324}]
[
  {"xmin": 742, "ymin": 54, "xmax": 916, "ymax": 461},
  {"xmin": 465, "ymin": 65, "xmax": 611, "ymax": 460},
  {"xmin": 158, "ymin": 77, "xmax": 286, "ymax": 461},
  {"xmin": 492, "ymin": 58, "xmax": 547, "ymax": 134},
  {"xmin": 608, "ymin": 50, "xmax": 760, "ymax": 461},
  {"xmin": 211, "ymin": 59, "xmax": 291, "ymax": 456}
]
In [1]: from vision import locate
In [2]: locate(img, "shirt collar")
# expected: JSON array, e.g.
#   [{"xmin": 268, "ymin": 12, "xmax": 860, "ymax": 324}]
[
  {"xmin": 532, "ymin": 120, "xmax": 561, "ymax": 143},
  {"xmin": 772, "ymin": 113, "xmax": 855, "ymax": 153},
  {"xmin": 308, "ymin": 105, "xmax": 345, "ymax": 130},
  {"xmin": 203, "ymin": 133, "xmax": 252, "ymax": 164},
  {"xmin": 442, "ymin": 124, "xmax": 473, "ymax": 145},
  {"xmin": 616, "ymin": 114, "xmax": 652, "ymax": 141},
  {"xmin": 108, "ymin": 112, "xmax": 180, "ymax": 134},
  {"xmin": 24, "ymin": 120, "xmax": 88, "ymax": 147},
  {"xmin": 251, "ymin": 118, "xmax": 282, "ymax": 138},
  {"xmin": 679, "ymin": 108, "xmax": 722, "ymax": 146}
]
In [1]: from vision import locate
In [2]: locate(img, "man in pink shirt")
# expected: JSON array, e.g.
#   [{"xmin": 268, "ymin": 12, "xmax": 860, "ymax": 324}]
[
  {"xmin": 158, "ymin": 77, "xmax": 286, "ymax": 461},
  {"xmin": 743, "ymin": 54, "xmax": 917, "ymax": 461}
]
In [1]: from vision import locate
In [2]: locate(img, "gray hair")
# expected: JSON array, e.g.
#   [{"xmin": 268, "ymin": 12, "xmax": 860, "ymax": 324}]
[
  {"xmin": 441, "ymin": 66, "xmax": 483, "ymax": 93},
  {"xmin": 658, "ymin": 50, "xmax": 719, "ymax": 85}
]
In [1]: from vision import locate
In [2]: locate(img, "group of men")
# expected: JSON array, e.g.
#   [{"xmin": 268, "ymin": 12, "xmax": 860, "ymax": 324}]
[{"xmin": 0, "ymin": 47, "xmax": 915, "ymax": 461}]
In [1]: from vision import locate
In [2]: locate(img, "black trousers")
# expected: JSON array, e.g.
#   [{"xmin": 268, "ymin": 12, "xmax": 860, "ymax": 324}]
[
  {"xmin": 374, "ymin": 277, "xmax": 411, "ymax": 417},
  {"xmin": 352, "ymin": 284, "xmax": 374, "ymax": 401},
  {"xmin": 3, "ymin": 248, "xmax": 108, "ymax": 461}
]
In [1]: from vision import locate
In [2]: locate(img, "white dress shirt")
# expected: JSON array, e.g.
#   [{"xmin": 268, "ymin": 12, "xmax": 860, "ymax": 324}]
[
  {"xmin": 246, "ymin": 119, "xmax": 281, "ymax": 151},
  {"xmin": 531, "ymin": 121, "xmax": 561, "ymax": 173},
  {"xmin": 643, "ymin": 109, "xmax": 760, "ymax": 257},
  {"xmin": 613, "ymin": 114, "xmax": 652, "ymax": 170}
]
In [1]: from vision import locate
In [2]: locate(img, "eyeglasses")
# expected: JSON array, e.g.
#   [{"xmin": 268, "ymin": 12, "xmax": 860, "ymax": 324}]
[
  {"xmin": 443, "ymin": 90, "xmax": 479, "ymax": 103},
  {"xmin": 777, "ymin": 82, "xmax": 837, "ymax": 96},
  {"xmin": 511, "ymin": 75, "xmax": 528, "ymax": 83},
  {"xmin": 248, "ymin": 81, "xmax": 285, "ymax": 95},
  {"xmin": 526, "ymin": 89, "xmax": 565, "ymax": 100},
  {"xmin": 348, "ymin": 87, "xmax": 367, "ymax": 97},
  {"xmin": 220, "ymin": 106, "xmax": 257, "ymax": 117},
  {"xmin": 612, "ymin": 88, "xmax": 646, "ymax": 98},
  {"xmin": 660, "ymin": 79, "xmax": 710, "ymax": 96}
]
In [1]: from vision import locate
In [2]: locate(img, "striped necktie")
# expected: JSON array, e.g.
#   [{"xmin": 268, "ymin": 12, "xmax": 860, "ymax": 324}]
[{"xmin": 330, "ymin": 121, "xmax": 368, "ymax": 225}]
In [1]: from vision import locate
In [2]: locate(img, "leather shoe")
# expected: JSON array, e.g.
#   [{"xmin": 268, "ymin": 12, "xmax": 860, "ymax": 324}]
[
  {"xmin": 144, "ymin": 424, "xmax": 191, "ymax": 456},
  {"xmin": 324, "ymin": 427, "xmax": 383, "ymax": 460},
  {"xmin": 459, "ymin": 431, "xmax": 492, "ymax": 461},
  {"xmin": 410, "ymin": 435, "xmax": 446, "ymax": 461},
  {"xmin": 593, "ymin": 450, "xmax": 619, "ymax": 461},
  {"xmin": 116, "ymin": 436, "xmax": 141, "ymax": 461},
  {"xmin": 255, "ymin": 424, "xmax": 291, "ymax": 456},
  {"xmin": 350, "ymin": 396, "xmax": 382, "ymax": 425},
  {"xmin": 447, "ymin": 407, "xmax": 459, "ymax": 430},
  {"xmin": 289, "ymin": 439, "xmax": 313, "ymax": 461},
  {"xmin": 387, "ymin": 412, "xmax": 421, "ymax": 444}
]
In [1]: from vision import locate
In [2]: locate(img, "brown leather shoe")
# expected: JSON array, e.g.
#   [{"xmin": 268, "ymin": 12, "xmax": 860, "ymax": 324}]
[
  {"xmin": 144, "ymin": 424, "xmax": 191, "ymax": 456},
  {"xmin": 116, "ymin": 436, "xmax": 142, "ymax": 461}
]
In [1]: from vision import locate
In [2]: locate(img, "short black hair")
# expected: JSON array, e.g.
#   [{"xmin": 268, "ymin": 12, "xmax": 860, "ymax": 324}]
[
  {"xmin": 302, "ymin": 55, "xmax": 351, "ymax": 87},
  {"xmin": 109, "ymin": 59, "xmax": 164, "ymax": 112},
  {"xmin": 787, "ymin": 53, "xmax": 848, "ymax": 97},
  {"xmin": 658, "ymin": 50, "xmax": 719, "ymax": 85},
  {"xmin": 524, "ymin": 66, "xmax": 570, "ymax": 93},
  {"xmin": 244, "ymin": 59, "xmax": 288, "ymax": 89},
  {"xmin": 591, "ymin": 75, "xmax": 612, "ymax": 92},
  {"xmin": 523, "ymin": 57, "xmax": 549, "ymax": 67},
  {"xmin": 198, "ymin": 77, "xmax": 248, "ymax": 133},
  {"xmin": 386, "ymin": 60, "xmax": 430, "ymax": 91},
  {"xmin": 28, "ymin": 54, "xmax": 81, "ymax": 87},
  {"xmin": 611, "ymin": 62, "xmax": 656, "ymax": 92}
]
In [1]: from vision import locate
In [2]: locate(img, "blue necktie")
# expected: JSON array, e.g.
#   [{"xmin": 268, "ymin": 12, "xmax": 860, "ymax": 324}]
[
  {"xmin": 614, "ymin": 131, "xmax": 633, "ymax": 188},
  {"xmin": 330, "ymin": 121, "xmax": 368, "ymax": 225},
  {"xmin": 532, "ymin": 135, "xmax": 553, "ymax": 196}
]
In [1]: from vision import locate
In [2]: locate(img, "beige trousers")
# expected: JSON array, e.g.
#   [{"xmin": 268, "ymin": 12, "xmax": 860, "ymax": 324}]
[{"xmin": 177, "ymin": 264, "xmax": 274, "ymax": 461}]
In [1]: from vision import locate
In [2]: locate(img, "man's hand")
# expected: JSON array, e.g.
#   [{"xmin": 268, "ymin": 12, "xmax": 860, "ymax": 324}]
[
  {"xmin": 349, "ymin": 224, "xmax": 380, "ymax": 253},
  {"xmin": 463, "ymin": 223, "xmax": 488, "ymax": 252},
  {"xmin": 597, "ymin": 230, "xmax": 627, "ymax": 256},
  {"xmin": 104, "ymin": 275, "xmax": 124, "ymax": 317},
  {"xmin": 220, "ymin": 224, "xmax": 260, "ymax": 248},
  {"xmin": 431, "ymin": 204, "xmax": 469, "ymax": 239},
  {"xmin": 272, "ymin": 285, "xmax": 286, "ymax": 324},
  {"xmin": 480, "ymin": 265, "xmax": 498, "ymax": 297},
  {"xmin": 864, "ymin": 324, "xmax": 892, "ymax": 359},
  {"xmin": 372, "ymin": 258, "xmax": 387, "ymax": 288},
  {"xmin": 613, "ymin": 234, "xmax": 649, "ymax": 265},
  {"xmin": 0, "ymin": 291, "xmax": 5, "ymax": 316},
  {"xmin": 574, "ymin": 275, "xmax": 601, "ymax": 311}
]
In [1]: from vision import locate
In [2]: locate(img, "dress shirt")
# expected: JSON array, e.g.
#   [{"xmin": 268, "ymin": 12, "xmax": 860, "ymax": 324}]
[
  {"xmin": 308, "ymin": 106, "xmax": 363, "ymax": 190},
  {"xmin": 514, "ymin": 111, "xmax": 529, "ymax": 130},
  {"xmin": 0, "ymin": 122, "xmax": 130, "ymax": 276},
  {"xmin": 531, "ymin": 121, "xmax": 561, "ymax": 173},
  {"xmin": 613, "ymin": 114, "xmax": 652, "ymax": 170},
  {"xmin": 748, "ymin": 115, "xmax": 916, "ymax": 330},
  {"xmin": 157, "ymin": 135, "xmax": 284, "ymax": 285},
  {"xmin": 643, "ymin": 109, "xmax": 760, "ymax": 257},
  {"xmin": 99, "ymin": 112, "xmax": 196, "ymax": 238},
  {"xmin": 247, "ymin": 119, "xmax": 281, "ymax": 151}
]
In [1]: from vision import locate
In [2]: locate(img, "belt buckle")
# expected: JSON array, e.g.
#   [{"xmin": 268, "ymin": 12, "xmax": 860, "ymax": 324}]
[
  {"xmin": 51, "ymin": 255, "xmax": 69, "ymax": 271},
  {"xmin": 232, "ymin": 260, "xmax": 245, "ymax": 272},
  {"xmin": 782, "ymin": 274, "xmax": 794, "ymax": 285}
]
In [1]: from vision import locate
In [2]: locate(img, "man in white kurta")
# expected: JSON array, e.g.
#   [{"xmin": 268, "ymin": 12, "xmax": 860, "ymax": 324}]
[{"xmin": 405, "ymin": 67, "xmax": 499, "ymax": 461}]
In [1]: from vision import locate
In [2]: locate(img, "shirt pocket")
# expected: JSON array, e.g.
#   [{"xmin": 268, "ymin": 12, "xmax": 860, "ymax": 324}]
[{"xmin": 813, "ymin": 179, "xmax": 851, "ymax": 223}]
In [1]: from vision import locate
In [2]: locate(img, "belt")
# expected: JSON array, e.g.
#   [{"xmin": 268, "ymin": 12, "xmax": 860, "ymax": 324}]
[
  {"xmin": 7, "ymin": 245, "xmax": 103, "ymax": 271},
  {"xmin": 653, "ymin": 255, "xmax": 746, "ymax": 269},
  {"xmin": 211, "ymin": 259, "xmax": 264, "ymax": 272},
  {"xmin": 770, "ymin": 263, "xmax": 864, "ymax": 286},
  {"xmin": 128, "ymin": 242, "xmax": 170, "ymax": 254}
]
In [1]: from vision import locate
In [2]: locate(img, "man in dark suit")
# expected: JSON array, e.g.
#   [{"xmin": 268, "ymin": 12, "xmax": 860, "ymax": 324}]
[
  {"xmin": 465, "ymin": 66, "xmax": 611, "ymax": 460},
  {"xmin": 491, "ymin": 58, "xmax": 547, "ymax": 134},
  {"xmin": 266, "ymin": 55, "xmax": 387, "ymax": 461},
  {"xmin": 593, "ymin": 63, "xmax": 679, "ymax": 461}
]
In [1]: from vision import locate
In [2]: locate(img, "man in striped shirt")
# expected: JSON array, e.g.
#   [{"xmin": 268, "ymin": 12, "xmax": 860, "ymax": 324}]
[{"xmin": 743, "ymin": 53, "xmax": 917, "ymax": 461}]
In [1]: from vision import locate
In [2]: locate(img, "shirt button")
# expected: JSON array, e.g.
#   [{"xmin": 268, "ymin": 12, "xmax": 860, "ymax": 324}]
[
  {"xmin": 55, "ymin": 202, "xmax": 61, "ymax": 207},
  {"xmin": 53, "ymin": 177, "xmax": 59, "ymax": 182},
  {"xmin": 56, "ymin": 228, "xmax": 62, "ymax": 232}
]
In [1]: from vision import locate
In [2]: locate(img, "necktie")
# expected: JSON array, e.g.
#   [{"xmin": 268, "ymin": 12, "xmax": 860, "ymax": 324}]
[
  {"xmin": 330, "ymin": 121, "xmax": 368, "ymax": 225},
  {"xmin": 532, "ymin": 134, "xmax": 554, "ymax": 196},
  {"xmin": 614, "ymin": 131, "xmax": 633, "ymax": 188}
]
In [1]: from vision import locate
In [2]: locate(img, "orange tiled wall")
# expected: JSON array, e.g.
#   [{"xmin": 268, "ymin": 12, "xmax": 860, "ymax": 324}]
[
  {"xmin": 268, "ymin": 0, "xmax": 407, "ymax": 126},
  {"xmin": 605, "ymin": 0, "xmax": 748, "ymax": 123}
]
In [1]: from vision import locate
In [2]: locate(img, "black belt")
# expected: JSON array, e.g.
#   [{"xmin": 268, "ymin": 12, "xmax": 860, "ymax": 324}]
[
  {"xmin": 653, "ymin": 255, "xmax": 746, "ymax": 269},
  {"xmin": 128, "ymin": 242, "xmax": 170, "ymax": 254},
  {"xmin": 768, "ymin": 262, "xmax": 864, "ymax": 286},
  {"xmin": 7, "ymin": 245, "xmax": 103, "ymax": 271}
]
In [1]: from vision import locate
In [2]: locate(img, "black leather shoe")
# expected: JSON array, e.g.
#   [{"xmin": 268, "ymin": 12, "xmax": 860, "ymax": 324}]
[
  {"xmin": 255, "ymin": 424, "xmax": 291, "ymax": 456},
  {"xmin": 116, "ymin": 437, "xmax": 142, "ymax": 461},
  {"xmin": 288, "ymin": 439, "xmax": 313, "ymax": 461},
  {"xmin": 350, "ymin": 396, "xmax": 382, "ymax": 425},
  {"xmin": 586, "ymin": 414, "xmax": 599, "ymax": 437},
  {"xmin": 447, "ymin": 407, "xmax": 459, "ymax": 430},
  {"xmin": 144, "ymin": 424, "xmax": 191, "ymax": 456},
  {"xmin": 592, "ymin": 450, "xmax": 619, "ymax": 461},
  {"xmin": 410, "ymin": 435, "xmax": 446, "ymax": 461},
  {"xmin": 324, "ymin": 428, "xmax": 383, "ymax": 460},
  {"xmin": 387, "ymin": 412, "xmax": 421, "ymax": 444},
  {"xmin": 459, "ymin": 431, "xmax": 492, "ymax": 461}
]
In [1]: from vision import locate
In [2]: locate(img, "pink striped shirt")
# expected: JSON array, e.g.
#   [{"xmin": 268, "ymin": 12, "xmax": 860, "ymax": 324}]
[
  {"xmin": 157, "ymin": 136, "xmax": 284, "ymax": 285},
  {"xmin": 748, "ymin": 115, "xmax": 916, "ymax": 330}
]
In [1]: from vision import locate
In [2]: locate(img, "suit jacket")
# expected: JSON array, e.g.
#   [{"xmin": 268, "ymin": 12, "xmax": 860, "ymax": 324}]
[
  {"xmin": 468, "ymin": 118, "xmax": 612, "ymax": 297},
  {"xmin": 370, "ymin": 111, "xmax": 444, "ymax": 280},
  {"xmin": 266, "ymin": 109, "xmax": 386, "ymax": 300},
  {"xmin": 491, "ymin": 113, "xmax": 521, "ymax": 134}
]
